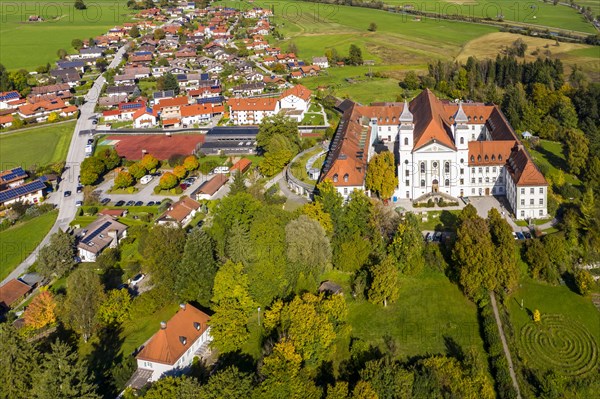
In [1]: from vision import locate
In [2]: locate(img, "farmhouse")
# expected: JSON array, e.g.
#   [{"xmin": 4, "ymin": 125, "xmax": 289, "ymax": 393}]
[
  {"xmin": 320, "ymin": 89, "xmax": 548, "ymax": 220},
  {"xmin": 131, "ymin": 303, "xmax": 211, "ymax": 387},
  {"xmin": 0, "ymin": 279, "xmax": 33, "ymax": 313},
  {"xmin": 77, "ymin": 215, "xmax": 128, "ymax": 262}
]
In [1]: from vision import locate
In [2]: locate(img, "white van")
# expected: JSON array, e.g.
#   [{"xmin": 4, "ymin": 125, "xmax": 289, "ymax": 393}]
[
  {"xmin": 140, "ymin": 175, "xmax": 153, "ymax": 184},
  {"xmin": 212, "ymin": 166, "xmax": 230, "ymax": 174}
]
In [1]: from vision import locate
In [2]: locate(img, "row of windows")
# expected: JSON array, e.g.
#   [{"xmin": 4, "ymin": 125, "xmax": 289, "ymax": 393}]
[
  {"xmin": 521, "ymin": 187, "xmax": 544, "ymax": 195},
  {"xmin": 471, "ymin": 166, "xmax": 499, "ymax": 174},
  {"xmin": 470, "ymin": 154, "xmax": 503, "ymax": 163},
  {"xmin": 521, "ymin": 198, "xmax": 544, "ymax": 206},
  {"xmin": 332, "ymin": 174, "xmax": 348, "ymax": 183},
  {"xmin": 522, "ymin": 210, "xmax": 545, "ymax": 217},
  {"xmin": 471, "ymin": 176, "xmax": 503, "ymax": 184}
]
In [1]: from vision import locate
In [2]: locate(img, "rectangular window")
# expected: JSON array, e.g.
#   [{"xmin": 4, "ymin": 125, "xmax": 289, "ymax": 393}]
[
  {"xmin": 539, "ymin": 188, "xmax": 544, "ymax": 194},
  {"xmin": 530, "ymin": 188, "xmax": 534, "ymax": 194},
  {"xmin": 343, "ymin": 188, "xmax": 348, "ymax": 195},
  {"xmin": 521, "ymin": 188, "xmax": 525, "ymax": 195},
  {"xmin": 521, "ymin": 199, "xmax": 525, "ymax": 206},
  {"xmin": 471, "ymin": 178, "xmax": 475, "ymax": 184},
  {"xmin": 539, "ymin": 210, "xmax": 544, "ymax": 216},
  {"xmin": 405, "ymin": 169, "xmax": 409, "ymax": 176},
  {"xmin": 406, "ymin": 191, "xmax": 410, "ymax": 198},
  {"xmin": 521, "ymin": 211, "xmax": 525, "ymax": 217},
  {"xmin": 471, "ymin": 168, "xmax": 475, "ymax": 174},
  {"xmin": 460, "ymin": 168, "xmax": 464, "ymax": 175},
  {"xmin": 530, "ymin": 199, "xmax": 534, "ymax": 205},
  {"xmin": 478, "ymin": 167, "xmax": 482, "ymax": 174},
  {"xmin": 485, "ymin": 167, "xmax": 489, "ymax": 173},
  {"xmin": 499, "ymin": 187, "xmax": 503, "ymax": 193},
  {"xmin": 460, "ymin": 179, "xmax": 464, "ymax": 185},
  {"xmin": 478, "ymin": 178, "xmax": 482, "ymax": 183},
  {"xmin": 493, "ymin": 167, "xmax": 497, "ymax": 173},
  {"xmin": 471, "ymin": 188, "xmax": 475, "ymax": 194},
  {"xmin": 405, "ymin": 180, "xmax": 410, "ymax": 186},
  {"xmin": 539, "ymin": 198, "xmax": 543, "ymax": 205}
]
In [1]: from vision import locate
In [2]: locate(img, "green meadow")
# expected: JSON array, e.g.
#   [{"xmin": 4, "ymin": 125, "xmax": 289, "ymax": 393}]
[
  {"xmin": 0, "ymin": 0, "xmax": 133, "ymax": 70},
  {"xmin": 0, "ymin": 121, "xmax": 75, "ymax": 169},
  {"xmin": 382, "ymin": 0, "xmax": 596, "ymax": 33}
]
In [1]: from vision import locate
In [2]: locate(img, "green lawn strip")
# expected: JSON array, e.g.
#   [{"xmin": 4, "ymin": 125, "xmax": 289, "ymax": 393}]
[
  {"xmin": 0, "ymin": 210, "xmax": 57, "ymax": 281},
  {"xmin": 528, "ymin": 139, "xmax": 580, "ymax": 186},
  {"xmin": 0, "ymin": 121, "xmax": 75, "ymax": 168}
]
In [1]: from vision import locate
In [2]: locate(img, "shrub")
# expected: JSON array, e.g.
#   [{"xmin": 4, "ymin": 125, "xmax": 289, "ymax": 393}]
[
  {"xmin": 126, "ymin": 186, "xmax": 135, "ymax": 194},
  {"xmin": 87, "ymin": 206, "xmax": 98, "ymax": 215},
  {"xmin": 574, "ymin": 269, "xmax": 594, "ymax": 296},
  {"xmin": 153, "ymin": 185, "xmax": 162, "ymax": 194},
  {"xmin": 426, "ymin": 199, "xmax": 435, "ymax": 208}
]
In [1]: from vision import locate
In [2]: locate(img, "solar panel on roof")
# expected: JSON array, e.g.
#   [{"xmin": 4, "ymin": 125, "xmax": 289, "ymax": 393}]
[
  {"xmin": 80, "ymin": 221, "xmax": 112, "ymax": 245},
  {"xmin": 121, "ymin": 103, "xmax": 142, "ymax": 110},
  {"xmin": 0, "ymin": 92, "xmax": 19, "ymax": 101},
  {"xmin": 0, "ymin": 180, "xmax": 45, "ymax": 203},
  {"xmin": 1, "ymin": 167, "xmax": 27, "ymax": 182}
]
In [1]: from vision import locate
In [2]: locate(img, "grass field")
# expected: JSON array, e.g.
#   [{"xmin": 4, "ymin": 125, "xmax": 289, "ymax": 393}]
[
  {"xmin": 0, "ymin": 121, "xmax": 75, "ymax": 169},
  {"xmin": 0, "ymin": 210, "xmax": 57, "ymax": 281},
  {"xmin": 528, "ymin": 139, "xmax": 581, "ymax": 187},
  {"xmin": 381, "ymin": 0, "xmax": 596, "ymax": 33},
  {"xmin": 508, "ymin": 278, "xmax": 600, "ymax": 377},
  {"xmin": 0, "ymin": 0, "xmax": 132, "ymax": 70}
]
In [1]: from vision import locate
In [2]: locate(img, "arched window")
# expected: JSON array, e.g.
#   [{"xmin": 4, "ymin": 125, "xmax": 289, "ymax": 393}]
[
  {"xmin": 444, "ymin": 162, "xmax": 450, "ymax": 173},
  {"xmin": 460, "ymin": 158, "xmax": 464, "ymax": 164},
  {"xmin": 491, "ymin": 154, "xmax": 495, "ymax": 161},
  {"xmin": 484, "ymin": 155, "xmax": 489, "ymax": 161},
  {"xmin": 498, "ymin": 154, "xmax": 502, "ymax": 161},
  {"xmin": 470, "ymin": 155, "xmax": 475, "ymax": 162},
  {"xmin": 445, "ymin": 179, "xmax": 450, "ymax": 186},
  {"xmin": 333, "ymin": 174, "xmax": 338, "ymax": 183},
  {"xmin": 420, "ymin": 162, "xmax": 425, "ymax": 173},
  {"xmin": 477, "ymin": 155, "xmax": 482, "ymax": 162},
  {"xmin": 420, "ymin": 179, "xmax": 425, "ymax": 187},
  {"xmin": 343, "ymin": 173, "xmax": 349, "ymax": 182},
  {"xmin": 460, "ymin": 137, "xmax": 464, "ymax": 144},
  {"xmin": 432, "ymin": 162, "xmax": 438, "ymax": 169},
  {"xmin": 404, "ymin": 137, "xmax": 408, "ymax": 146}
]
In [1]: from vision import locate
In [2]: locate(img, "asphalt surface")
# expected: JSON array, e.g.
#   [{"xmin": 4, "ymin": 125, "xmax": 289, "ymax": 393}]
[{"xmin": 1, "ymin": 46, "xmax": 128, "ymax": 286}]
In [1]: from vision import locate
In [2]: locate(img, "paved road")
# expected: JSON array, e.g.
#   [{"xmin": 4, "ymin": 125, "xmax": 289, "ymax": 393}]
[
  {"xmin": 489, "ymin": 291, "xmax": 522, "ymax": 398},
  {"xmin": 1, "ymin": 46, "xmax": 128, "ymax": 286}
]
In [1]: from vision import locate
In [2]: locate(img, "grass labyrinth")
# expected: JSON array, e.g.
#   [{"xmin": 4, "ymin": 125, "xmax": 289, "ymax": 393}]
[{"xmin": 519, "ymin": 314, "xmax": 598, "ymax": 376}]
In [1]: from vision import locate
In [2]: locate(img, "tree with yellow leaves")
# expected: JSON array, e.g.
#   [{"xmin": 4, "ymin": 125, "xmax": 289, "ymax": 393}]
[
  {"xmin": 533, "ymin": 309, "xmax": 541, "ymax": 322},
  {"xmin": 24, "ymin": 289, "xmax": 57, "ymax": 330}
]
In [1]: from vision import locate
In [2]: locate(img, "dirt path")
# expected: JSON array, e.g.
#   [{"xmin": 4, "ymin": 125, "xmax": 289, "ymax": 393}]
[{"xmin": 489, "ymin": 291, "xmax": 522, "ymax": 399}]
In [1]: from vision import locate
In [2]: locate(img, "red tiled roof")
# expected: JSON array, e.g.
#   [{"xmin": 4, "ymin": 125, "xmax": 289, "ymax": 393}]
[
  {"xmin": 468, "ymin": 140, "xmax": 516, "ymax": 166},
  {"xmin": 227, "ymin": 97, "xmax": 278, "ymax": 112},
  {"xmin": 507, "ymin": 145, "xmax": 547, "ymax": 186},
  {"xmin": 0, "ymin": 279, "xmax": 31, "ymax": 309},
  {"xmin": 161, "ymin": 197, "xmax": 200, "ymax": 222},
  {"xmin": 280, "ymin": 84, "xmax": 311, "ymax": 101},
  {"xmin": 410, "ymin": 89, "xmax": 456, "ymax": 151},
  {"xmin": 230, "ymin": 158, "xmax": 252, "ymax": 173}
]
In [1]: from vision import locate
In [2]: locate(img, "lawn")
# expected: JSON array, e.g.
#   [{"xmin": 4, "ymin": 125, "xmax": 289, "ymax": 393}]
[
  {"xmin": 0, "ymin": 1, "xmax": 133, "ymax": 70},
  {"xmin": 301, "ymin": 112, "xmax": 325, "ymax": 125},
  {"xmin": 508, "ymin": 278, "xmax": 600, "ymax": 377},
  {"xmin": 0, "ymin": 210, "xmax": 57, "ymax": 281},
  {"xmin": 0, "ymin": 121, "xmax": 75, "ymax": 169},
  {"xmin": 346, "ymin": 268, "xmax": 486, "ymax": 359},
  {"xmin": 528, "ymin": 139, "xmax": 581, "ymax": 186},
  {"xmin": 120, "ymin": 303, "xmax": 180, "ymax": 357}
]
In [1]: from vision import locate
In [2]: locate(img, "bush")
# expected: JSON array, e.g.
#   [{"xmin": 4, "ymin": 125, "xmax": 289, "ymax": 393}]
[
  {"xmin": 426, "ymin": 199, "xmax": 435, "ymax": 208},
  {"xmin": 574, "ymin": 269, "xmax": 594, "ymax": 296},
  {"xmin": 153, "ymin": 185, "xmax": 162, "ymax": 194},
  {"xmin": 87, "ymin": 206, "xmax": 98, "ymax": 215},
  {"xmin": 126, "ymin": 186, "xmax": 135, "ymax": 194}
]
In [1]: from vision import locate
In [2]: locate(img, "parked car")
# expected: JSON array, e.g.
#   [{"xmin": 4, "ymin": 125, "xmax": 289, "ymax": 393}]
[
  {"xmin": 76, "ymin": 185, "xmax": 83, "ymax": 193},
  {"xmin": 140, "ymin": 175, "xmax": 153, "ymax": 185},
  {"xmin": 512, "ymin": 232, "xmax": 518, "ymax": 240},
  {"xmin": 117, "ymin": 283, "xmax": 129, "ymax": 291},
  {"xmin": 424, "ymin": 232, "xmax": 431, "ymax": 242},
  {"xmin": 129, "ymin": 273, "xmax": 145, "ymax": 286},
  {"xmin": 75, "ymin": 200, "xmax": 83, "ymax": 207},
  {"xmin": 180, "ymin": 183, "xmax": 189, "ymax": 190},
  {"xmin": 87, "ymin": 139, "xmax": 94, "ymax": 145},
  {"xmin": 64, "ymin": 190, "xmax": 72, "ymax": 197},
  {"xmin": 115, "ymin": 200, "xmax": 125, "ymax": 206},
  {"xmin": 212, "ymin": 166, "xmax": 230, "ymax": 174},
  {"xmin": 101, "ymin": 198, "xmax": 111, "ymax": 205},
  {"xmin": 135, "ymin": 201, "xmax": 143, "ymax": 206},
  {"xmin": 125, "ymin": 200, "xmax": 135, "ymax": 206},
  {"xmin": 433, "ymin": 231, "xmax": 442, "ymax": 242},
  {"xmin": 524, "ymin": 231, "xmax": 532, "ymax": 239},
  {"xmin": 147, "ymin": 201, "xmax": 155, "ymax": 206},
  {"xmin": 516, "ymin": 232, "xmax": 525, "ymax": 240}
]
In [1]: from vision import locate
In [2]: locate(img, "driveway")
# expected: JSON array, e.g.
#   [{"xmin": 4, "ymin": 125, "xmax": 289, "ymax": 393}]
[{"xmin": 468, "ymin": 196, "xmax": 523, "ymax": 232}]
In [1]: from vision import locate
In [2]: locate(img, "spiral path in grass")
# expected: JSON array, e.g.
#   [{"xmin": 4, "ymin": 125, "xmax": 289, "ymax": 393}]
[{"xmin": 519, "ymin": 314, "xmax": 598, "ymax": 376}]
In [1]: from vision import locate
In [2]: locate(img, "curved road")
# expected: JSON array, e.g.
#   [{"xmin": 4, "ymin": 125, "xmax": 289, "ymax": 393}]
[{"xmin": 1, "ymin": 45, "xmax": 128, "ymax": 286}]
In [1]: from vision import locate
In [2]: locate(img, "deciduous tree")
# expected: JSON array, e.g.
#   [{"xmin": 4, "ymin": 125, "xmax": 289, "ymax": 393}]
[
  {"xmin": 128, "ymin": 162, "xmax": 146, "ymax": 179},
  {"xmin": 365, "ymin": 151, "xmax": 397, "ymax": 200},
  {"xmin": 487, "ymin": 208, "xmax": 518, "ymax": 293},
  {"xmin": 368, "ymin": 256, "xmax": 400, "ymax": 307},
  {"xmin": 24, "ymin": 289, "xmax": 57, "ymax": 330},
  {"xmin": 37, "ymin": 230, "xmax": 76, "ymax": 279},
  {"xmin": 183, "ymin": 155, "xmax": 199, "ymax": 171},
  {"xmin": 159, "ymin": 172, "xmax": 179, "ymax": 189},
  {"xmin": 388, "ymin": 213, "xmax": 424, "ymax": 274},
  {"xmin": 64, "ymin": 268, "xmax": 105, "ymax": 342},
  {"xmin": 97, "ymin": 289, "xmax": 132, "ymax": 326},
  {"xmin": 114, "ymin": 171, "xmax": 134, "ymax": 189},
  {"xmin": 198, "ymin": 366, "xmax": 255, "ymax": 399},
  {"xmin": 139, "ymin": 154, "xmax": 159, "ymax": 171}
]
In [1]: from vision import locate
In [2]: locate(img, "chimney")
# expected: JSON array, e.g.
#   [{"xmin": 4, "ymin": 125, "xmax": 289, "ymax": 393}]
[
  {"xmin": 160, "ymin": 321, "xmax": 167, "ymax": 329},
  {"xmin": 180, "ymin": 303, "xmax": 186, "ymax": 311}
]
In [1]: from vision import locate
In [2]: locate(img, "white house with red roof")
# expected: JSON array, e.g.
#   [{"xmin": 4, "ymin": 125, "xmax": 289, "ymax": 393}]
[{"xmin": 133, "ymin": 108, "xmax": 157, "ymax": 128}]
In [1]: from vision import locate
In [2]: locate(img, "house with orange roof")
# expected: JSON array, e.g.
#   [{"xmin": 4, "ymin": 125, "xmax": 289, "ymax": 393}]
[
  {"xmin": 320, "ymin": 89, "xmax": 547, "ymax": 219},
  {"xmin": 227, "ymin": 97, "xmax": 278, "ymax": 125},
  {"xmin": 157, "ymin": 196, "xmax": 201, "ymax": 227},
  {"xmin": 133, "ymin": 107, "xmax": 157, "ymax": 128}
]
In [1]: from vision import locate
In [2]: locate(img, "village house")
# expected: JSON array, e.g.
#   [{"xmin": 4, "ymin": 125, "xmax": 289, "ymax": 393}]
[
  {"xmin": 157, "ymin": 197, "xmax": 201, "ymax": 227},
  {"xmin": 192, "ymin": 174, "xmax": 229, "ymax": 200},
  {"xmin": 129, "ymin": 303, "xmax": 211, "ymax": 388},
  {"xmin": 77, "ymin": 215, "xmax": 128, "ymax": 262},
  {"xmin": 312, "ymin": 56, "xmax": 329, "ymax": 69}
]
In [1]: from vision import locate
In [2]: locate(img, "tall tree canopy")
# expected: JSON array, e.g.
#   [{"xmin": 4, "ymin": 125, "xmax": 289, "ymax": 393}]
[{"xmin": 365, "ymin": 151, "xmax": 398, "ymax": 200}]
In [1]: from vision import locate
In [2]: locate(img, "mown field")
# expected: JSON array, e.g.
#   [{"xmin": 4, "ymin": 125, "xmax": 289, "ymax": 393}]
[
  {"xmin": 382, "ymin": 0, "xmax": 596, "ymax": 33},
  {"xmin": 0, "ymin": 210, "xmax": 57, "ymax": 281},
  {"xmin": 0, "ymin": 0, "xmax": 132, "ymax": 70},
  {"xmin": 0, "ymin": 121, "xmax": 75, "ymax": 169}
]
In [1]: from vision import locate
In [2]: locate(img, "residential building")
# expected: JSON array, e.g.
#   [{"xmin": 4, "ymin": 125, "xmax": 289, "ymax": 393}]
[
  {"xmin": 132, "ymin": 303, "xmax": 211, "ymax": 386},
  {"xmin": 77, "ymin": 215, "xmax": 128, "ymax": 262},
  {"xmin": 157, "ymin": 197, "xmax": 201, "ymax": 227},
  {"xmin": 192, "ymin": 174, "xmax": 229, "ymax": 200},
  {"xmin": 312, "ymin": 56, "xmax": 329, "ymax": 69},
  {"xmin": 0, "ymin": 179, "xmax": 46, "ymax": 206}
]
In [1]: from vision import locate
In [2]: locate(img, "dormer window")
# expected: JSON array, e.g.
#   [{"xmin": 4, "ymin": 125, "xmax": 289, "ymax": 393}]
[
  {"xmin": 179, "ymin": 336, "xmax": 187, "ymax": 346},
  {"xmin": 498, "ymin": 154, "xmax": 502, "ymax": 161},
  {"xmin": 470, "ymin": 155, "xmax": 475, "ymax": 162},
  {"xmin": 484, "ymin": 155, "xmax": 488, "ymax": 161},
  {"xmin": 491, "ymin": 155, "xmax": 495, "ymax": 161},
  {"xmin": 333, "ymin": 174, "xmax": 338, "ymax": 183},
  {"xmin": 343, "ymin": 174, "xmax": 349, "ymax": 182},
  {"xmin": 477, "ymin": 155, "xmax": 482, "ymax": 162},
  {"xmin": 193, "ymin": 322, "xmax": 201, "ymax": 331}
]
